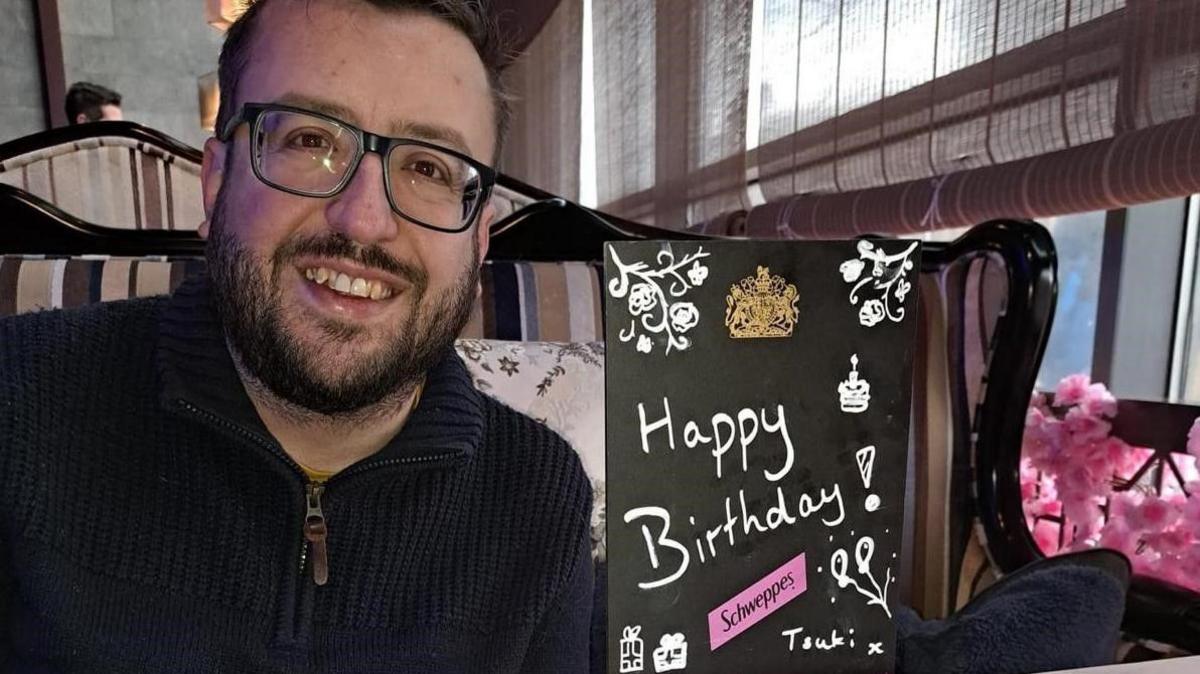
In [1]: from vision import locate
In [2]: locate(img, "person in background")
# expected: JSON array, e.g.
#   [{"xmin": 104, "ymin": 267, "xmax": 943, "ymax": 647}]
[{"xmin": 64, "ymin": 81, "xmax": 122, "ymax": 124}]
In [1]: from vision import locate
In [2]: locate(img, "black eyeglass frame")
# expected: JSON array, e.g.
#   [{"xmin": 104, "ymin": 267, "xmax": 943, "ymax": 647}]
[{"xmin": 218, "ymin": 102, "xmax": 497, "ymax": 234}]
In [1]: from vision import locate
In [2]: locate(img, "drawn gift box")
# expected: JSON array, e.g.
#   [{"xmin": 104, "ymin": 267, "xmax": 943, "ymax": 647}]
[
  {"xmin": 651, "ymin": 633, "xmax": 688, "ymax": 672},
  {"xmin": 619, "ymin": 625, "xmax": 644, "ymax": 672}
]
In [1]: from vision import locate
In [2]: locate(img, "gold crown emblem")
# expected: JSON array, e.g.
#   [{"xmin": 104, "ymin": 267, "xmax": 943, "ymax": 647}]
[{"xmin": 725, "ymin": 266, "xmax": 799, "ymax": 338}]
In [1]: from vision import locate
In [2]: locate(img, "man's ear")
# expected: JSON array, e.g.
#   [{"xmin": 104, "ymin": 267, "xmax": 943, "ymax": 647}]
[
  {"xmin": 473, "ymin": 200, "xmax": 494, "ymax": 299},
  {"xmin": 75, "ymin": 113, "xmax": 88, "ymax": 125},
  {"xmin": 201, "ymin": 137, "xmax": 227, "ymax": 227},
  {"xmin": 475, "ymin": 199, "xmax": 494, "ymax": 264}
]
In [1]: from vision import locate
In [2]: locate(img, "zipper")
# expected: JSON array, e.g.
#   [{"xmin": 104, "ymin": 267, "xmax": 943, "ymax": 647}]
[
  {"xmin": 304, "ymin": 482, "xmax": 329, "ymax": 585},
  {"xmin": 176, "ymin": 400, "xmax": 317, "ymax": 585},
  {"xmin": 175, "ymin": 398, "xmax": 463, "ymax": 645},
  {"xmin": 175, "ymin": 398, "xmax": 460, "ymax": 583}
]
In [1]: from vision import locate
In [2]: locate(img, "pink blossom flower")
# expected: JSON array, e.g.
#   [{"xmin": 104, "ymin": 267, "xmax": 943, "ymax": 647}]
[
  {"xmin": 1182, "ymin": 483, "xmax": 1200, "ymax": 523},
  {"xmin": 1189, "ymin": 418, "xmax": 1200, "ymax": 461},
  {"xmin": 1080, "ymin": 383, "xmax": 1118, "ymax": 419},
  {"xmin": 1125, "ymin": 496, "xmax": 1182, "ymax": 534},
  {"xmin": 1055, "ymin": 374, "xmax": 1092, "ymax": 407},
  {"xmin": 1061, "ymin": 495, "xmax": 1103, "ymax": 540},
  {"xmin": 1032, "ymin": 520, "xmax": 1061, "ymax": 555},
  {"xmin": 1097, "ymin": 520, "xmax": 1138, "ymax": 557},
  {"xmin": 1179, "ymin": 545, "xmax": 1200, "ymax": 592},
  {"xmin": 1020, "ymin": 459, "xmax": 1039, "ymax": 500},
  {"xmin": 1025, "ymin": 497, "xmax": 1061, "ymax": 519},
  {"xmin": 1024, "ymin": 408, "xmax": 1069, "ymax": 472},
  {"xmin": 1178, "ymin": 456, "xmax": 1199, "ymax": 484},
  {"xmin": 1114, "ymin": 446, "xmax": 1153, "ymax": 481},
  {"xmin": 1108, "ymin": 491, "xmax": 1144, "ymax": 525},
  {"xmin": 1145, "ymin": 527, "xmax": 1194, "ymax": 557},
  {"xmin": 1023, "ymin": 373, "xmax": 1200, "ymax": 591},
  {"xmin": 1064, "ymin": 407, "xmax": 1112, "ymax": 444},
  {"xmin": 1057, "ymin": 464, "xmax": 1100, "ymax": 502}
]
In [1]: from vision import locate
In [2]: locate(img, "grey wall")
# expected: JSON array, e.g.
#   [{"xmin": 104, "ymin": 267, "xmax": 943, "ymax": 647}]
[
  {"xmin": 59, "ymin": 0, "xmax": 223, "ymax": 148},
  {"xmin": 0, "ymin": 0, "xmax": 47, "ymax": 142}
]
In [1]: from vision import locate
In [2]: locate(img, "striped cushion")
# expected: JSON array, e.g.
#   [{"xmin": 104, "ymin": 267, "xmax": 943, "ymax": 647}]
[
  {"xmin": 0, "ymin": 256, "xmax": 202, "ymax": 316},
  {"xmin": 0, "ymin": 137, "xmax": 203, "ymax": 231},
  {"xmin": 0, "ymin": 256, "xmax": 604, "ymax": 342},
  {"xmin": 462, "ymin": 261, "xmax": 604, "ymax": 342}
]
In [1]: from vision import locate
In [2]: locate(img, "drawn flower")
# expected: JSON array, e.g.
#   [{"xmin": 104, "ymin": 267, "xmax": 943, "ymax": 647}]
[
  {"xmin": 668, "ymin": 302, "xmax": 700, "ymax": 333},
  {"xmin": 894, "ymin": 277, "xmax": 912, "ymax": 303},
  {"xmin": 628, "ymin": 283, "xmax": 658, "ymax": 315},
  {"xmin": 636, "ymin": 334, "xmax": 652, "ymax": 353},
  {"xmin": 498, "ymin": 356, "xmax": 520, "ymax": 376},
  {"xmin": 839, "ymin": 259, "xmax": 865, "ymax": 283},
  {"xmin": 687, "ymin": 261, "xmax": 708, "ymax": 286},
  {"xmin": 858, "ymin": 299, "xmax": 886, "ymax": 327}
]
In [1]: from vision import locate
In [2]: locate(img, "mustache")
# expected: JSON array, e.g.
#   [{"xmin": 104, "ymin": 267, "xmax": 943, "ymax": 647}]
[{"xmin": 273, "ymin": 233, "xmax": 428, "ymax": 289}]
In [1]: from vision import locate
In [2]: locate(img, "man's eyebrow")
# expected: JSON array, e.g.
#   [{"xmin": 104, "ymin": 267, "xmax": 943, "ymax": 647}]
[
  {"xmin": 274, "ymin": 92, "xmax": 360, "ymax": 125},
  {"xmin": 270, "ymin": 93, "xmax": 476, "ymax": 158},
  {"xmin": 391, "ymin": 121, "xmax": 471, "ymax": 157}
]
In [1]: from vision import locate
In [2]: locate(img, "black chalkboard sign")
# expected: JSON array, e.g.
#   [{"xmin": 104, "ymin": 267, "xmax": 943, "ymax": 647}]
[{"xmin": 605, "ymin": 239, "xmax": 920, "ymax": 674}]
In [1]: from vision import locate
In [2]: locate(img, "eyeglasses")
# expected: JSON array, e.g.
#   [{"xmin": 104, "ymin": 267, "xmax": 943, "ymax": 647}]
[{"xmin": 218, "ymin": 103, "xmax": 496, "ymax": 233}]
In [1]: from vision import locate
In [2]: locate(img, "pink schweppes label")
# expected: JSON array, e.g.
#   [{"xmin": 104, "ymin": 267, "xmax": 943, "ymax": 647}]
[{"xmin": 707, "ymin": 552, "xmax": 808, "ymax": 651}]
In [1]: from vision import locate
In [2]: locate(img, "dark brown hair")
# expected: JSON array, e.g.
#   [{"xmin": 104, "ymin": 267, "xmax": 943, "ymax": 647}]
[
  {"xmin": 65, "ymin": 82, "xmax": 122, "ymax": 124},
  {"xmin": 216, "ymin": 0, "xmax": 512, "ymax": 161}
]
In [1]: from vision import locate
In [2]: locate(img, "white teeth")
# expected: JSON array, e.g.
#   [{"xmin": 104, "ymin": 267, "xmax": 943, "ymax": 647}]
[{"xmin": 303, "ymin": 267, "xmax": 394, "ymax": 301}]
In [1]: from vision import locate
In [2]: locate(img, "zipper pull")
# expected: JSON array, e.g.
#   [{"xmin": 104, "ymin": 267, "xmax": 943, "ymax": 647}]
[{"xmin": 304, "ymin": 482, "xmax": 329, "ymax": 586}]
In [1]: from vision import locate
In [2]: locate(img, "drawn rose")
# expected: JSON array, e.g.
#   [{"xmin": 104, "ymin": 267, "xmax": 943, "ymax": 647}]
[
  {"xmin": 687, "ymin": 261, "xmax": 708, "ymax": 287},
  {"xmin": 839, "ymin": 259, "xmax": 864, "ymax": 283},
  {"xmin": 628, "ymin": 283, "xmax": 658, "ymax": 315},
  {"xmin": 858, "ymin": 299, "xmax": 886, "ymax": 327},
  {"xmin": 636, "ymin": 334, "xmax": 652, "ymax": 353},
  {"xmin": 668, "ymin": 302, "xmax": 700, "ymax": 333}
]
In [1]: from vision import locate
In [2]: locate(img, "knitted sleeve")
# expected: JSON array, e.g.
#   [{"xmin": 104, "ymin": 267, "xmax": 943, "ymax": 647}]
[
  {"xmin": 518, "ymin": 514, "xmax": 595, "ymax": 673},
  {"xmin": 0, "ymin": 317, "xmax": 14, "ymax": 664}
]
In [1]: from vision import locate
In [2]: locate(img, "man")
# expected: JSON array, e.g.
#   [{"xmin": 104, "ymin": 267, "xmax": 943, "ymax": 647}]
[
  {"xmin": 0, "ymin": 1, "xmax": 593, "ymax": 671},
  {"xmin": 64, "ymin": 81, "xmax": 123, "ymax": 124}
]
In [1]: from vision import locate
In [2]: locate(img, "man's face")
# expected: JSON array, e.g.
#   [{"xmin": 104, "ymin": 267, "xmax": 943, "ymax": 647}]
[
  {"xmin": 98, "ymin": 104, "xmax": 122, "ymax": 121},
  {"xmin": 200, "ymin": 1, "xmax": 495, "ymax": 415}
]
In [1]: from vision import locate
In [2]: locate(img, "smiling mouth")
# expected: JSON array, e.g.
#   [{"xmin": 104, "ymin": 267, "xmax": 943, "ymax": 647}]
[{"xmin": 302, "ymin": 266, "xmax": 396, "ymax": 300}]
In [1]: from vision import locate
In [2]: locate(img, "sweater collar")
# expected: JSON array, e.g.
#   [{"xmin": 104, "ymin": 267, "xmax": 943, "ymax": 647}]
[{"xmin": 157, "ymin": 273, "xmax": 484, "ymax": 467}]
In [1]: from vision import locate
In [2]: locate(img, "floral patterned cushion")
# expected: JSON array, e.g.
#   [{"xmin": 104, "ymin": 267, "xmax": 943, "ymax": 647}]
[{"xmin": 454, "ymin": 338, "xmax": 607, "ymax": 560}]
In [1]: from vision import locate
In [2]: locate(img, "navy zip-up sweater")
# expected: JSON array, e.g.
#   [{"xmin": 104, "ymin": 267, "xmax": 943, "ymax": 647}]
[{"xmin": 0, "ymin": 277, "xmax": 593, "ymax": 672}]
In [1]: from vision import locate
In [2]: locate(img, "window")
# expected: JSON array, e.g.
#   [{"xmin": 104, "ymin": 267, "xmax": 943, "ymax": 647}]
[{"xmin": 1035, "ymin": 211, "xmax": 1106, "ymax": 390}]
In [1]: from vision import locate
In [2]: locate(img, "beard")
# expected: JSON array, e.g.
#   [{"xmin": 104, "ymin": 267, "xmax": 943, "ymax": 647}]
[{"xmin": 205, "ymin": 191, "xmax": 479, "ymax": 418}]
